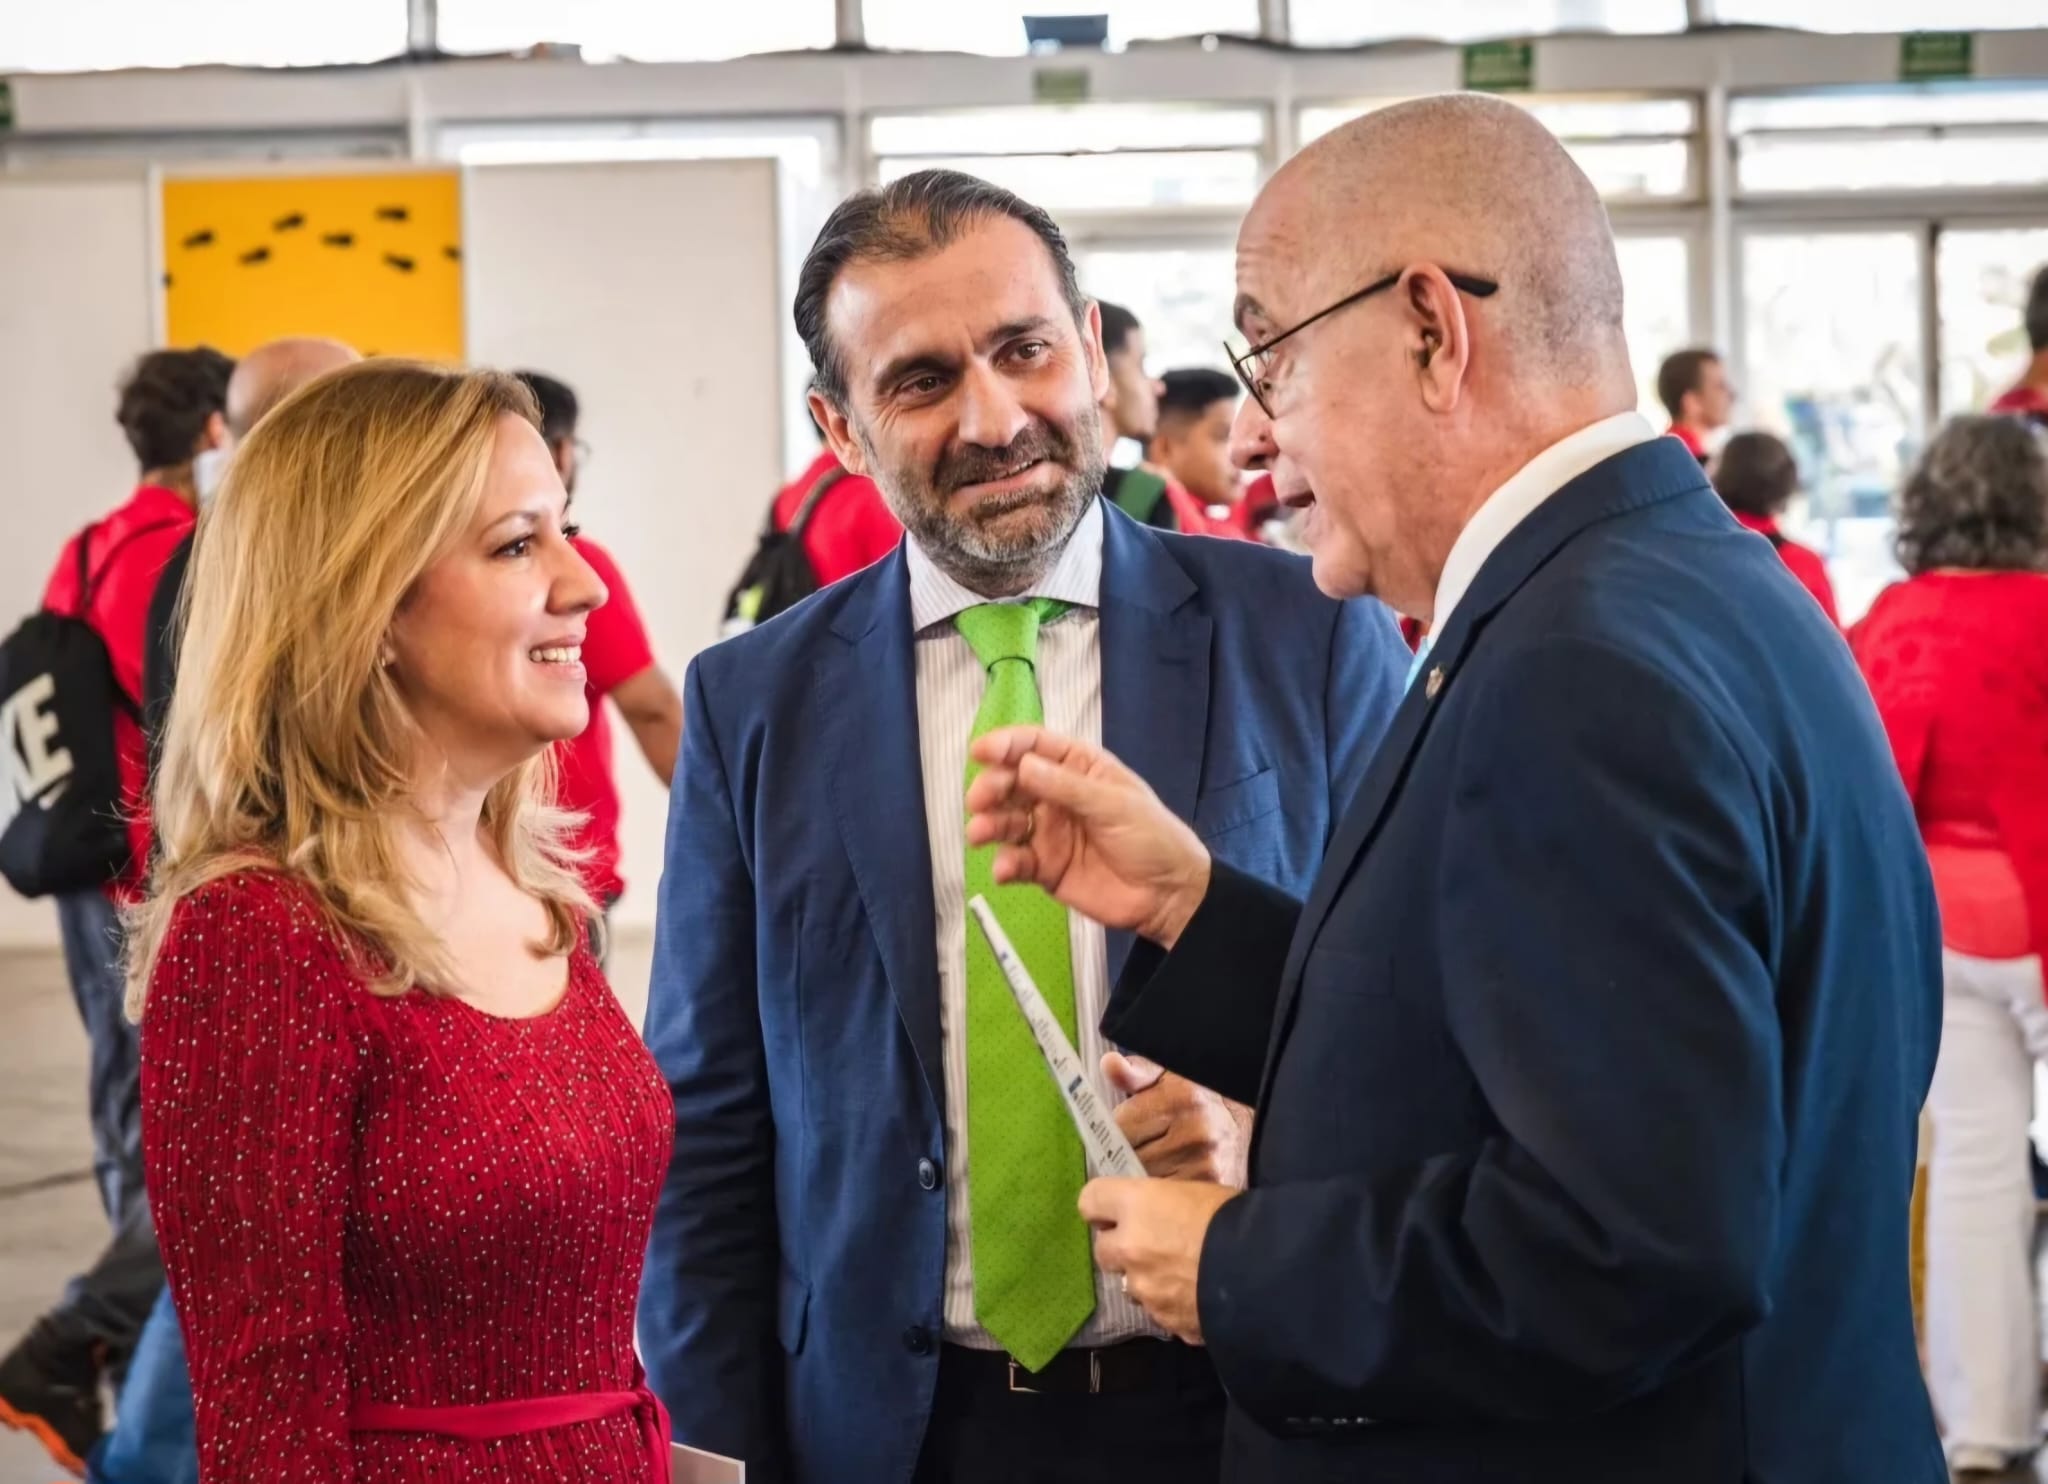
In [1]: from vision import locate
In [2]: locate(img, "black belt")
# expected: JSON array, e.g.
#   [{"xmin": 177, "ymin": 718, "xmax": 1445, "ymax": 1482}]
[{"xmin": 940, "ymin": 1340, "xmax": 1207, "ymax": 1397}]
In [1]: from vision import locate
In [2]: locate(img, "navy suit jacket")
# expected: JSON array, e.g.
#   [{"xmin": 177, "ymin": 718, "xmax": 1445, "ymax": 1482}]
[
  {"xmin": 1110, "ymin": 438, "xmax": 1945, "ymax": 1483},
  {"xmin": 639, "ymin": 502, "xmax": 1409, "ymax": 1483}
]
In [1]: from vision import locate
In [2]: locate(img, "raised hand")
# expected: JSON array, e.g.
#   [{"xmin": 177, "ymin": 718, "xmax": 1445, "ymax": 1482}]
[{"xmin": 965, "ymin": 726, "xmax": 1212, "ymax": 949}]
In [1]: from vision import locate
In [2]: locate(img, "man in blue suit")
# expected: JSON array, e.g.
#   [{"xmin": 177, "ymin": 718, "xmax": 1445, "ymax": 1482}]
[
  {"xmin": 639, "ymin": 170, "xmax": 1408, "ymax": 1483},
  {"xmin": 963, "ymin": 96, "xmax": 1944, "ymax": 1482}
]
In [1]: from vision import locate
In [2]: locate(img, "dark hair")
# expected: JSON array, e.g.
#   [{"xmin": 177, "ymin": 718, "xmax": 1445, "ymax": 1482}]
[
  {"xmin": 1711, "ymin": 431, "xmax": 1799, "ymax": 519},
  {"xmin": 116, "ymin": 347, "xmax": 234, "ymax": 471},
  {"xmin": 2026, "ymin": 265, "xmax": 2048, "ymax": 354},
  {"xmin": 1097, "ymin": 300, "xmax": 1142, "ymax": 360},
  {"xmin": 795, "ymin": 169, "xmax": 1089, "ymax": 407},
  {"xmin": 514, "ymin": 371, "xmax": 579, "ymax": 444},
  {"xmin": 1157, "ymin": 367, "xmax": 1240, "ymax": 424},
  {"xmin": 1894, "ymin": 414, "xmax": 2048, "ymax": 575},
  {"xmin": 1656, "ymin": 348, "xmax": 1721, "ymax": 421}
]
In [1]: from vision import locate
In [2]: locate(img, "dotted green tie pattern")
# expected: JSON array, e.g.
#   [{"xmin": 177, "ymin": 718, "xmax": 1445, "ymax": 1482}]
[{"xmin": 957, "ymin": 598, "xmax": 1095, "ymax": 1371}]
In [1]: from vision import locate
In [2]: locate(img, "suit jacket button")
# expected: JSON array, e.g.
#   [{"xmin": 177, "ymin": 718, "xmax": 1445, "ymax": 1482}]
[
  {"xmin": 902, "ymin": 1324, "xmax": 933, "ymax": 1356},
  {"xmin": 918, "ymin": 1158, "xmax": 940, "ymax": 1191}
]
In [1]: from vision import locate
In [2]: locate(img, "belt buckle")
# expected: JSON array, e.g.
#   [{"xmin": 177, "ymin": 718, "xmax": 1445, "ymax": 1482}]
[{"xmin": 1005, "ymin": 1353, "xmax": 1102, "ymax": 1395}]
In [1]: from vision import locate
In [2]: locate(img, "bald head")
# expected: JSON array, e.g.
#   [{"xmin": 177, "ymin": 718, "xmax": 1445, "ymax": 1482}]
[
  {"xmin": 1249, "ymin": 93, "xmax": 1629, "ymax": 391},
  {"xmin": 1228, "ymin": 94, "xmax": 1638, "ymax": 612},
  {"xmin": 225, "ymin": 337, "xmax": 360, "ymax": 442}
]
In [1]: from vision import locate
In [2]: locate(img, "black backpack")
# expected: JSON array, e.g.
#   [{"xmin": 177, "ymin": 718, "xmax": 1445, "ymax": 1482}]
[
  {"xmin": 721, "ymin": 464, "xmax": 846, "ymax": 637},
  {"xmin": 0, "ymin": 523, "xmax": 160, "ymax": 897}
]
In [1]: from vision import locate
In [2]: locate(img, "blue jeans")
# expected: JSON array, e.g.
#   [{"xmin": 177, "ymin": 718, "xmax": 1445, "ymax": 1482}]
[
  {"xmin": 51, "ymin": 890, "xmax": 162, "ymax": 1365},
  {"xmin": 86, "ymin": 1289, "xmax": 194, "ymax": 1484}
]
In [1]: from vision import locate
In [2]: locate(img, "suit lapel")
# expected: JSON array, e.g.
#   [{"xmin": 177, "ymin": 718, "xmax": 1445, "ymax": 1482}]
[
  {"xmin": 1099, "ymin": 506, "xmax": 1209, "ymax": 983},
  {"xmin": 1260, "ymin": 439, "xmax": 1716, "ymax": 1082},
  {"xmin": 821, "ymin": 551, "xmax": 945, "ymax": 1109}
]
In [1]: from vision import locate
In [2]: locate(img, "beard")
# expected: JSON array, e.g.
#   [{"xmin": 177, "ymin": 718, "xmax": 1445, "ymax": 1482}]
[{"xmin": 862, "ymin": 405, "xmax": 1106, "ymax": 594}]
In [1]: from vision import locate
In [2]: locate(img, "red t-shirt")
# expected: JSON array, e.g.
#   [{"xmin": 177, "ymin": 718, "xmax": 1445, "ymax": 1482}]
[
  {"xmin": 770, "ymin": 451, "xmax": 902, "ymax": 589},
  {"xmin": 1851, "ymin": 572, "xmax": 2048, "ymax": 964},
  {"xmin": 1990, "ymin": 383, "xmax": 2048, "ymax": 421},
  {"xmin": 554, "ymin": 536, "xmax": 655, "ymax": 905},
  {"xmin": 41, "ymin": 485, "xmax": 197, "ymax": 902},
  {"xmin": 1160, "ymin": 480, "xmax": 1254, "ymax": 542},
  {"xmin": 1733, "ymin": 510, "xmax": 1840, "ymax": 627},
  {"xmin": 1667, "ymin": 423, "xmax": 1709, "ymax": 462}
]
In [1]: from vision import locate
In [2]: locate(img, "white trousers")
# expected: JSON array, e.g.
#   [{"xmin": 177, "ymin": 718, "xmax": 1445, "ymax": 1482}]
[{"xmin": 1925, "ymin": 949, "xmax": 2048, "ymax": 1455}]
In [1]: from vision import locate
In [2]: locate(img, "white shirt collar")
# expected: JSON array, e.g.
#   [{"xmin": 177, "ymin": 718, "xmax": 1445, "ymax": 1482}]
[
  {"xmin": 1429, "ymin": 410, "xmax": 1658, "ymax": 638},
  {"xmin": 906, "ymin": 495, "xmax": 1104, "ymax": 633}
]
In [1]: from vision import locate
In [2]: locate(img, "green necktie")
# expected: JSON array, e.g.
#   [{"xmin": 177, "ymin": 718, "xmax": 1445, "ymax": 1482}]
[{"xmin": 958, "ymin": 598, "xmax": 1095, "ymax": 1370}]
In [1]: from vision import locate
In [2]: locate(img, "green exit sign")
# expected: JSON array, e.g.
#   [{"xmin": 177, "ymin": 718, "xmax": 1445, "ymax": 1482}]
[
  {"xmin": 1463, "ymin": 41, "xmax": 1534, "ymax": 93},
  {"xmin": 1900, "ymin": 31, "xmax": 1974, "ymax": 81},
  {"xmin": 1032, "ymin": 68, "xmax": 1091, "ymax": 104}
]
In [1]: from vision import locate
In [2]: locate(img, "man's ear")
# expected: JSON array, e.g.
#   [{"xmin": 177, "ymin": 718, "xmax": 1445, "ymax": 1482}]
[
  {"xmin": 809, "ymin": 389, "xmax": 868, "ymax": 477},
  {"xmin": 1083, "ymin": 300, "xmax": 1112, "ymax": 407},
  {"xmin": 1401, "ymin": 265, "xmax": 1472, "ymax": 415}
]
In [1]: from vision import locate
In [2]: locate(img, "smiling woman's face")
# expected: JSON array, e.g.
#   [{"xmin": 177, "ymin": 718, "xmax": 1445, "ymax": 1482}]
[{"xmin": 386, "ymin": 414, "xmax": 607, "ymax": 786}]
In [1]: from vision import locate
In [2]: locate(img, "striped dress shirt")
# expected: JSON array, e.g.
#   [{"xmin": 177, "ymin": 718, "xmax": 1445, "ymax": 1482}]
[{"xmin": 904, "ymin": 499, "xmax": 1159, "ymax": 1350}]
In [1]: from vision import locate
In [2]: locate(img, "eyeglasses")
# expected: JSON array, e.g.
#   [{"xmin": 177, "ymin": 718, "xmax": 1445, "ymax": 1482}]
[{"xmin": 1227, "ymin": 268, "xmax": 1500, "ymax": 418}]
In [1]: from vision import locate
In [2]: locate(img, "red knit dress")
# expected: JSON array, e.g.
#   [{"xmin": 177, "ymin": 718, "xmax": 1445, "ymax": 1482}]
[{"xmin": 139, "ymin": 870, "xmax": 674, "ymax": 1482}]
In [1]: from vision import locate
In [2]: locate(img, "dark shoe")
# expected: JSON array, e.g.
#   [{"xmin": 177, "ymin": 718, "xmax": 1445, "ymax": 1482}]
[{"xmin": 0, "ymin": 1319, "xmax": 103, "ymax": 1478}]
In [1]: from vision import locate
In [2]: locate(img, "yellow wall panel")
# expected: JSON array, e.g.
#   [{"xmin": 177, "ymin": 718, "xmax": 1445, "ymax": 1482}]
[{"xmin": 162, "ymin": 171, "xmax": 463, "ymax": 361}]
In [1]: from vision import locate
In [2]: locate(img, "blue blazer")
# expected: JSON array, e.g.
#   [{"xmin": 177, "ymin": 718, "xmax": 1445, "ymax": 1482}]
[
  {"xmin": 1109, "ymin": 438, "xmax": 1945, "ymax": 1483},
  {"xmin": 639, "ymin": 503, "xmax": 1409, "ymax": 1483}
]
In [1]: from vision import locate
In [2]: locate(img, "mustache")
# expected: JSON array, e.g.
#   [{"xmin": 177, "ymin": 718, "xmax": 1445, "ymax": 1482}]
[{"xmin": 934, "ymin": 422, "xmax": 1079, "ymax": 494}]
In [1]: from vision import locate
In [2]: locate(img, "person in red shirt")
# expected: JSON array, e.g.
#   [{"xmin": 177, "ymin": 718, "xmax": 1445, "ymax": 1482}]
[
  {"xmin": 129, "ymin": 360, "xmax": 670, "ymax": 1484},
  {"xmin": 0, "ymin": 346, "xmax": 231, "ymax": 1474},
  {"xmin": 1709, "ymin": 430, "xmax": 1839, "ymax": 625},
  {"xmin": 1657, "ymin": 347, "xmax": 1736, "ymax": 464},
  {"xmin": 1146, "ymin": 368, "xmax": 1254, "ymax": 541},
  {"xmin": 518, "ymin": 374, "xmax": 684, "ymax": 918},
  {"xmin": 1849, "ymin": 414, "xmax": 2048, "ymax": 1475},
  {"xmin": 771, "ymin": 421, "xmax": 903, "ymax": 589},
  {"xmin": 1989, "ymin": 265, "xmax": 2048, "ymax": 427}
]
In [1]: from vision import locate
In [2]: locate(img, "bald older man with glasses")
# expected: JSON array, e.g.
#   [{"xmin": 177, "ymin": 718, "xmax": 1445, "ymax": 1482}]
[{"xmin": 966, "ymin": 93, "xmax": 1945, "ymax": 1484}]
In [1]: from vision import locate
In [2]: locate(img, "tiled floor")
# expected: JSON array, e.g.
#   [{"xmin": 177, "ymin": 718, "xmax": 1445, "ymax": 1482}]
[{"xmin": 0, "ymin": 938, "xmax": 2039, "ymax": 1483}]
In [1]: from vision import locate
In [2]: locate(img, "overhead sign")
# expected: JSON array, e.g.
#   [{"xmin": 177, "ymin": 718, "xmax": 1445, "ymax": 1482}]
[
  {"xmin": 1463, "ymin": 41, "xmax": 1535, "ymax": 94},
  {"xmin": 1900, "ymin": 32, "xmax": 1974, "ymax": 81},
  {"xmin": 1033, "ymin": 67, "xmax": 1091, "ymax": 104}
]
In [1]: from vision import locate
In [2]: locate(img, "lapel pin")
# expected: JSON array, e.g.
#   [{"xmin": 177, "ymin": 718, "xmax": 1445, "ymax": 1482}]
[{"xmin": 1425, "ymin": 665, "xmax": 1446, "ymax": 701}]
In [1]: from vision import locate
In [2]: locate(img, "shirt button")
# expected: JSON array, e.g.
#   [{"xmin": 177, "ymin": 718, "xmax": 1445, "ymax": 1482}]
[
  {"xmin": 902, "ymin": 1324, "xmax": 933, "ymax": 1356},
  {"xmin": 917, "ymin": 1158, "xmax": 940, "ymax": 1191}
]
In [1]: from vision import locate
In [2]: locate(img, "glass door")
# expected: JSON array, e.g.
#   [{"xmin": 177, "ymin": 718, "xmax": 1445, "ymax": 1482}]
[
  {"xmin": 1937, "ymin": 225, "xmax": 2048, "ymax": 417},
  {"xmin": 1614, "ymin": 233, "xmax": 1695, "ymax": 420},
  {"xmin": 1072, "ymin": 243, "xmax": 1239, "ymax": 377},
  {"xmin": 1738, "ymin": 228, "xmax": 1925, "ymax": 621}
]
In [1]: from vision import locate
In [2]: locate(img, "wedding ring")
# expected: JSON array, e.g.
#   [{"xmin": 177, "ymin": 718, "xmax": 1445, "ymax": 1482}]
[{"xmin": 1119, "ymin": 1273, "xmax": 1130, "ymax": 1296}]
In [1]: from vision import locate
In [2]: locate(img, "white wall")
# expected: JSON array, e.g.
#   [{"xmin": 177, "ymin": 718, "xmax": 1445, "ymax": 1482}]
[
  {"xmin": 0, "ymin": 158, "xmax": 781, "ymax": 945},
  {"xmin": 464, "ymin": 156, "xmax": 783, "ymax": 929},
  {"xmin": 0, "ymin": 173, "xmax": 156, "ymax": 946}
]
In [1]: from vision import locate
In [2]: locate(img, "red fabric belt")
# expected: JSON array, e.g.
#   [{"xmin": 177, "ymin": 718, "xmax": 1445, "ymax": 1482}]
[{"xmin": 350, "ymin": 1365, "xmax": 670, "ymax": 1483}]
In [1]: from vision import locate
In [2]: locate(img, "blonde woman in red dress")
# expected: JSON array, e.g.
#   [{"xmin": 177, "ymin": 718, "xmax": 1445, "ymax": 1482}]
[{"xmin": 126, "ymin": 360, "xmax": 674, "ymax": 1482}]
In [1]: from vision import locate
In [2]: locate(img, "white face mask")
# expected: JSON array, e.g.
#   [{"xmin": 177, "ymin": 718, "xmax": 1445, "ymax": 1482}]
[{"xmin": 192, "ymin": 447, "xmax": 230, "ymax": 506}]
